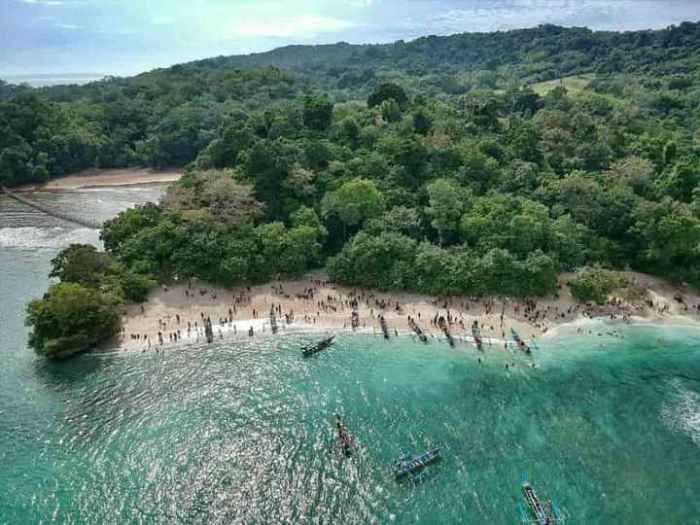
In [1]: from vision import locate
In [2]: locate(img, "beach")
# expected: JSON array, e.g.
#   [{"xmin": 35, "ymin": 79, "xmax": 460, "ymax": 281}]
[
  {"xmin": 116, "ymin": 270, "xmax": 700, "ymax": 352},
  {"xmin": 14, "ymin": 168, "xmax": 182, "ymax": 192}
]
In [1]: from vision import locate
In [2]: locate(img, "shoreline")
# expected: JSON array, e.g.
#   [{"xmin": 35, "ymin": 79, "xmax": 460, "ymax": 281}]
[
  {"xmin": 116, "ymin": 271, "xmax": 700, "ymax": 353},
  {"xmin": 12, "ymin": 168, "xmax": 182, "ymax": 193}
]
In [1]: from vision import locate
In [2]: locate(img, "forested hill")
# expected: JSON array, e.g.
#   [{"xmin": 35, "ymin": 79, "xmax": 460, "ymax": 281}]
[
  {"xmin": 2, "ymin": 22, "xmax": 700, "ymax": 189},
  {"xmin": 34, "ymin": 21, "xmax": 700, "ymax": 100},
  {"xmin": 17, "ymin": 21, "xmax": 700, "ymax": 357},
  {"xmin": 193, "ymin": 21, "xmax": 700, "ymax": 85}
]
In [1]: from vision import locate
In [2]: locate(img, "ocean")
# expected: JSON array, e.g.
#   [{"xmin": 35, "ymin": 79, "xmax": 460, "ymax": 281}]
[{"xmin": 1, "ymin": 188, "xmax": 700, "ymax": 524}]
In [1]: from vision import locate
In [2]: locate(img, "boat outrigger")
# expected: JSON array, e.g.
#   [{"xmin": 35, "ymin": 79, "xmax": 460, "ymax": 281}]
[
  {"xmin": 518, "ymin": 480, "xmax": 566, "ymax": 524},
  {"xmin": 302, "ymin": 336, "xmax": 335, "ymax": 357},
  {"xmin": 511, "ymin": 328, "xmax": 532, "ymax": 355},
  {"xmin": 393, "ymin": 448, "xmax": 441, "ymax": 480}
]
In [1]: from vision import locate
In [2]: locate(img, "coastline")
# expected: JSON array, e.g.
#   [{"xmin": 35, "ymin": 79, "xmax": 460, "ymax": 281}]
[
  {"xmin": 116, "ymin": 271, "xmax": 700, "ymax": 352},
  {"xmin": 13, "ymin": 168, "xmax": 182, "ymax": 193}
]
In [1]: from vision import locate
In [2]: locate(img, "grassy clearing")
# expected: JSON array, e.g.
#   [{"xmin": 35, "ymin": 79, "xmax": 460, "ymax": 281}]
[{"xmin": 531, "ymin": 74, "xmax": 595, "ymax": 96}]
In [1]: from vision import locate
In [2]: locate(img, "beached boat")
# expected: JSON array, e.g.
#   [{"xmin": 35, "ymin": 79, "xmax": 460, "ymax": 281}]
[
  {"xmin": 302, "ymin": 336, "xmax": 335, "ymax": 357},
  {"xmin": 471, "ymin": 320, "xmax": 484, "ymax": 351},
  {"xmin": 518, "ymin": 481, "xmax": 566, "ymax": 524},
  {"xmin": 511, "ymin": 328, "xmax": 532, "ymax": 355},
  {"xmin": 393, "ymin": 448, "xmax": 441, "ymax": 479}
]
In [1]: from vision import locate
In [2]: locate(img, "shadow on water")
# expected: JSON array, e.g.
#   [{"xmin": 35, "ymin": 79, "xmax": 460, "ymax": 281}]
[{"xmin": 31, "ymin": 350, "xmax": 109, "ymax": 391}]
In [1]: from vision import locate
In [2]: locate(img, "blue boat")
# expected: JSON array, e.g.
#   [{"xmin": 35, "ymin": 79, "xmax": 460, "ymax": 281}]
[{"xmin": 393, "ymin": 448, "xmax": 440, "ymax": 479}]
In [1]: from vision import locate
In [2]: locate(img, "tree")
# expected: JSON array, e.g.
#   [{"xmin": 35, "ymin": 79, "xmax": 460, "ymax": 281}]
[
  {"xmin": 413, "ymin": 109, "xmax": 433, "ymax": 135},
  {"xmin": 303, "ymin": 95, "xmax": 334, "ymax": 131},
  {"xmin": 196, "ymin": 124, "xmax": 254, "ymax": 169},
  {"xmin": 425, "ymin": 178, "xmax": 467, "ymax": 246},
  {"xmin": 163, "ymin": 169, "xmax": 264, "ymax": 226},
  {"xmin": 291, "ymin": 206, "xmax": 328, "ymax": 242},
  {"xmin": 50, "ymin": 244, "xmax": 112, "ymax": 288},
  {"xmin": 244, "ymin": 139, "xmax": 296, "ymax": 221},
  {"xmin": 26, "ymin": 283, "xmax": 121, "ymax": 359},
  {"xmin": 101, "ymin": 203, "xmax": 162, "ymax": 253},
  {"xmin": 327, "ymin": 232, "xmax": 416, "ymax": 289},
  {"xmin": 365, "ymin": 206, "xmax": 422, "ymax": 239},
  {"xmin": 380, "ymin": 99, "xmax": 402, "ymax": 123},
  {"xmin": 631, "ymin": 198, "xmax": 700, "ymax": 280},
  {"xmin": 367, "ymin": 83, "xmax": 408, "ymax": 110},
  {"xmin": 321, "ymin": 178, "xmax": 384, "ymax": 237},
  {"xmin": 569, "ymin": 266, "xmax": 624, "ymax": 305}
]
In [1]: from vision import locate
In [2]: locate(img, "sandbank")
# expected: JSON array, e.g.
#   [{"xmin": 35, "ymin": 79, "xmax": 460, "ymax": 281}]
[{"xmin": 14, "ymin": 168, "xmax": 182, "ymax": 192}]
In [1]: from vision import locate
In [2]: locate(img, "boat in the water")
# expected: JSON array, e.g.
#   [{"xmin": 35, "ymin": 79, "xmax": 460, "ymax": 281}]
[
  {"xmin": 302, "ymin": 336, "xmax": 335, "ymax": 357},
  {"xmin": 511, "ymin": 328, "xmax": 532, "ymax": 355},
  {"xmin": 518, "ymin": 480, "xmax": 566, "ymax": 524},
  {"xmin": 393, "ymin": 448, "xmax": 441, "ymax": 479},
  {"xmin": 335, "ymin": 414, "xmax": 354, "ymax": 456}
]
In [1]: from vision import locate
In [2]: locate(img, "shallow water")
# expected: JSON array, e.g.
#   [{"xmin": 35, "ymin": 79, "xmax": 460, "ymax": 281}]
[{"xmin": 2, "ymin": 189, "xmax": 700, "ymax": 524}]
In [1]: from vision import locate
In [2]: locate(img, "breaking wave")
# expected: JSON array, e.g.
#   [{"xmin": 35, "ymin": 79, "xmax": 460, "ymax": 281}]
[
  {"xmin": 662, "ymin": 378, "xmax": 700, "ymax": 446},
  {"xmin": 0, "ymin": 227, "xmax": 100, "ymax": 249}
]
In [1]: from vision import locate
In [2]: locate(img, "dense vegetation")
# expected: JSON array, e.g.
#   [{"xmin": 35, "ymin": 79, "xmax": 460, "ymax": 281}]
[
  {"xmin": 18, "ymin": 22, "xmax": 700, "ymax": 356},
  {"xmin": 26, "ymin": 244, "xmax": 155, "ymax": 357},
  {"xmin": 4, "ymin": 23, "xmax": 700, "ymax": 187}
]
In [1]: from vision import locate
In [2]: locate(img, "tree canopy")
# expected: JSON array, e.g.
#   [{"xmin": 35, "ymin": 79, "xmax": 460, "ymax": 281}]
[{"xmin": 20, "ymin": 21, "xmax": 700, "ymax": 357}]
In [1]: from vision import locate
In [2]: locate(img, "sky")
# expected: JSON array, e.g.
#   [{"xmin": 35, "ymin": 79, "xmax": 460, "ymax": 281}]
[{"xmin": 2, "ymin": 0, "xmax": 700, "ymax": 79}]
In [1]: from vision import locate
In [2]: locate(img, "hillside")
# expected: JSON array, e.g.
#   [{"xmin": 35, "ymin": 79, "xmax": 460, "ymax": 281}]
[{"xmin": 15, "ymin": 21, "xmax": 700, "ymax": 357}]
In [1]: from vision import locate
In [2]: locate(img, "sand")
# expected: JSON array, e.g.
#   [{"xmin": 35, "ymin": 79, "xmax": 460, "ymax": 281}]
[
  {"xmin": 14, "ymin": 168, "xmax": 182, "ymax": 192},
  {"xmin": 115, "ymin": 271, "xmax": 700, "ymax": 352}
]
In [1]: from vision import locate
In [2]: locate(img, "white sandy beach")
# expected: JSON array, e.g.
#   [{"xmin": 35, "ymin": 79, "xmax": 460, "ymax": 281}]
[{"xmin": 116, "ymin": 271, "xmax": 700, "ymax": 352}]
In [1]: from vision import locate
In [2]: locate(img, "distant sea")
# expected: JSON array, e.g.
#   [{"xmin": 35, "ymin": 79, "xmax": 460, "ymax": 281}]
[
  {"xmin": 2, "ymin": 188, "xmax": 700, "ymax": 524},
  {"xmin": 2, "ymin": 73, "xmax": 106, "ymax": 87}
]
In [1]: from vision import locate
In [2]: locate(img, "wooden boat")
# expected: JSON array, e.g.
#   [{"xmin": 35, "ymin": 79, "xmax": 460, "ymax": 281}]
[
  {"xmin": 511, "ymin": 328, "xmax": 531, "ymax": 355},
  {"xmin": 393, "ymin": 448, "xmax": 440, "ymax": 479},
  {"xmin": 302, "ymin": 336, "xmax": 335, "ymax": 357},
  {"xmin": 518, "ymin": 481, "xmax": 566, "ymax": 524},
  {"xmin": 471, "ymin": 320, "xmax": 484, "ymax": 351},
  {"xmin": 335, "ymin": 414, "xmax": 354, "ymax": 456},
  {"xmin": 269, "ymin": 308, "xmax": 278, "ymax": 335}
]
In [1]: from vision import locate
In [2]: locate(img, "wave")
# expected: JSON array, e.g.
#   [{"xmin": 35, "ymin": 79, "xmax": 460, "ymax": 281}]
[
  {"xmin": 0, "ymin": 226, "xmax": 100, "ymax": 249},
  {"xmin": 662, "ymin": 378, "xmax": 700, "ymax": 446}
]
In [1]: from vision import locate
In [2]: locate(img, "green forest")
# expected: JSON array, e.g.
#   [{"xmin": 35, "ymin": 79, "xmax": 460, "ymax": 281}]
[{"xmin": 10, "ymin": 23, "xmax": 700, "ymax": 356}]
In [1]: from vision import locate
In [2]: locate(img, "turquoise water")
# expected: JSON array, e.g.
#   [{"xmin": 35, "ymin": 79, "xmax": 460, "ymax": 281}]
[{"xmin": 2, "ymin": 190, "xmax": 700, "ymax": 524}]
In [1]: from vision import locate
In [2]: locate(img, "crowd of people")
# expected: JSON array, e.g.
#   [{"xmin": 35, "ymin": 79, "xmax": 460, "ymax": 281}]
[{"xmin": 119, "ymin": 276, "xmax": 700, "ymax": 353}]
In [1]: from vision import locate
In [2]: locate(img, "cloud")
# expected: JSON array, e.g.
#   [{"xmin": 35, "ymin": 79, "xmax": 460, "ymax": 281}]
[
  {"xmin": 55, "ymin": 22, "xmax": 81, "ymax": 29},
  {"xmin": 227, "ymin": 15, "xmax": 355, "ymax": 39}
]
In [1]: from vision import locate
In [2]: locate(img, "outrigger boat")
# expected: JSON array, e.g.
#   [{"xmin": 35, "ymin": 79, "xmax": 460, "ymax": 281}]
[
  {"xmin": 518, "ymin": 480, "xmax": 566, "ymax": 524},
  {"xmin": 471, "ymin": 320, "xmax": 484, "ymax": 351},
  {"xmin": 511, "ymin": 328, "xmax": 532, "ymax": 355},
  {"xmin": 302, "ymin": 336, "xmax": 335, "ymax": 357},
  {"xmin": 393, "ymin": 448, "xmax": 441, "ymax": 480},
  {"xmin": 335, "ymin": 414, "xmax": 354, "ymax": 456}
]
